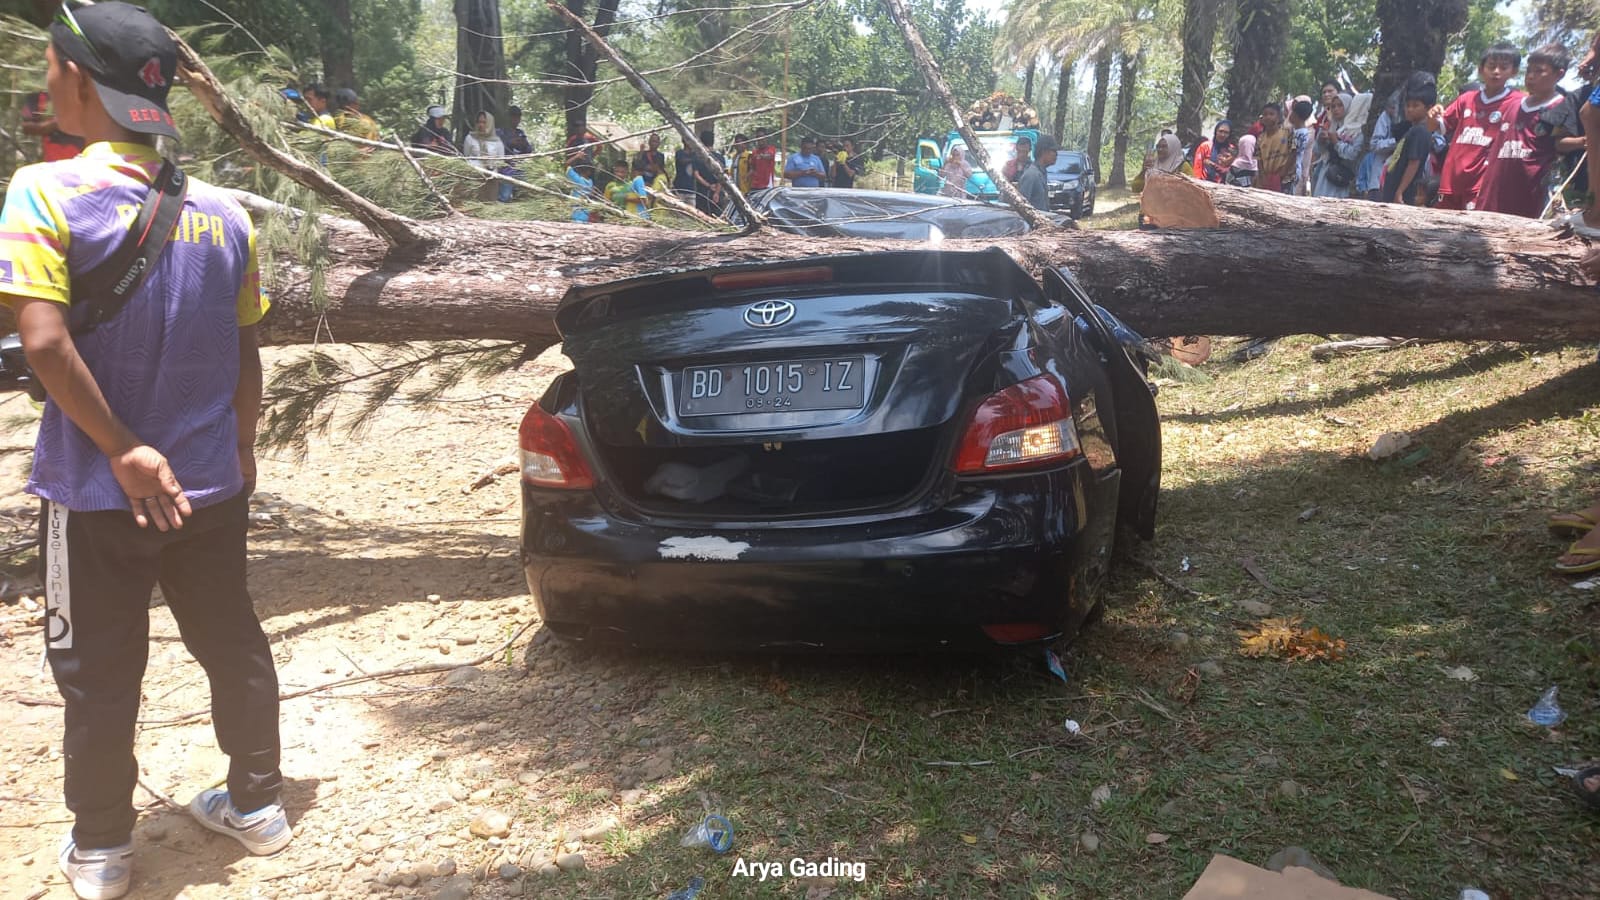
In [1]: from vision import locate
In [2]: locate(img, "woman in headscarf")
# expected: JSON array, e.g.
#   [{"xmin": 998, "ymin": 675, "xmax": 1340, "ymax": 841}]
[
  {"xmin": 1359, "ymin": 90, "xmax": 1401, "ymax": 200},
  {"xmin": 1311, "ymin": 92, "xmax": 1369, "ymax": 199},
  {"xmin": 463, "ymin": 111, "xmax": 509, "ymax": 202},
  {"xmin": 940, "ymin": 146, "xmax": 973, "ymax": 198},
  {"xmin": 1193, "ymin": 120, "xmax": 1232, "ymax": 183},
  {"xmin": 1228, "ymin": 133, "xmax": 1259, "ymax": 188},
  {"xmin": 1132, "ymin": 133, "xmax": 1192, "ymax": 192},
  {"xmin": 409, "ymin": 105, "xmax": 457, "ymax": 156}
]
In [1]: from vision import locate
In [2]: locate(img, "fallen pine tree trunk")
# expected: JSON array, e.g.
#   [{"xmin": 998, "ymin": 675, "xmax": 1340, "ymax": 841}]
[{"xmin": 226, "ymin": 173, "xmax": 1600, "ymax": 351}]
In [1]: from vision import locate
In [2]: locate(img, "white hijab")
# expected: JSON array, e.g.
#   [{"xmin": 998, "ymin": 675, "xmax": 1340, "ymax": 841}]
[{"xmin": 1338, "ymin": 93, "xmax": 1371, "ymax": 142}]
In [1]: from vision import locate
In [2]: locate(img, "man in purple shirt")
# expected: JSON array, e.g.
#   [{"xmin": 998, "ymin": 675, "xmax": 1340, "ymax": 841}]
[{"xmin": 0, "ymin": 5, "xmax": 289, "ymax": 897}]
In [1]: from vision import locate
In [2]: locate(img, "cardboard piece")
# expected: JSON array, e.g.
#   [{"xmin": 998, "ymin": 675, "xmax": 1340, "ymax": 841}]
[{"xmin": 1182, "ymin": 855, "xmax": 1397, "ymax": 900}]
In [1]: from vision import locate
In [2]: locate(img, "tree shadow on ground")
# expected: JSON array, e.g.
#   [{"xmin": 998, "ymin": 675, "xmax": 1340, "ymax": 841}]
[{"xmin": 1164, "ymin": 343, "xmax": 1565, "ymax": 426}]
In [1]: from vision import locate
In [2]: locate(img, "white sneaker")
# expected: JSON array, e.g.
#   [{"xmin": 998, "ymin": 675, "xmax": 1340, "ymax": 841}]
[
  {"xmin": 188, "ymin": 789, "xmax": 293, "ymax": 856},
  {"xmin": 58, "ymin": 836, "xmax": 133, "ymax": 900}
]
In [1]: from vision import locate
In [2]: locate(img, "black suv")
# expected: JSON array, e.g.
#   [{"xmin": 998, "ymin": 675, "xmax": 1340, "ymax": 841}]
[{"xmin": 1047, "ymin": 151, "xmax": 1096, "ymax": 219}]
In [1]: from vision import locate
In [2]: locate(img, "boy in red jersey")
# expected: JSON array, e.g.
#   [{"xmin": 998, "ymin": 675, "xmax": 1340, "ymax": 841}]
[
  {"xmin": 1478, "ymin": 43, "xmax": 1584, "ymax": 217},
  {"xmin": 1427, "ymin": 42, "xmax": 1525, "ymax": 210}
]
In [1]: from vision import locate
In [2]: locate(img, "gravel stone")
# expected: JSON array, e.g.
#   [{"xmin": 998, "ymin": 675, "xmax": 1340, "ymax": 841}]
[
  {"xmin": 580, "ymin": 818, "xmax": 617, "ymax": 842},
  {"xmin": 555, "ymin": 852, "xmax": 586, "ymax": 872},
  {"xmin": 469, "ymin": 810, "xmax": 512, "ymax": 839}
]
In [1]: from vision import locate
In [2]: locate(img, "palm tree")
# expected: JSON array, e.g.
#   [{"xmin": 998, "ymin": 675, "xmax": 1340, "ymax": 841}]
[
  {"xmin": 999, "ymin": 0, "xmax": 1170, "ymax": 183},
  {"xmin": 1177, "ymin": 0, "xmax": 1221, "ymax": 148},
  {"xmin": 1370, "ymin": 0, "xmax": 1470, "ymax": 130},
  {"xmin": 1223, "ymin": 0, "xmax": 1291, "ymax": 126}
]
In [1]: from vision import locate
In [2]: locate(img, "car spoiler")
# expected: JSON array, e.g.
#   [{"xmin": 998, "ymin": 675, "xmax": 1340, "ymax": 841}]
[{"xmin": 555, "ymin": 247, "xmax": 1044, "ymax": 338}]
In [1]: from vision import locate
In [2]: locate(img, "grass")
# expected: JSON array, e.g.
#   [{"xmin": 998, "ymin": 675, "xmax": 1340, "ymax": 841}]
[{"xmin": 470, "ymin": 336, "xmax": 1600, "ymax": 900}]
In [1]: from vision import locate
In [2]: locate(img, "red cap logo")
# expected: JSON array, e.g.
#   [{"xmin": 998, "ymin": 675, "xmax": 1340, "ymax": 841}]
[{"xmin": 139, "ymin": 58, "xmax": 166, "ymax": 89}]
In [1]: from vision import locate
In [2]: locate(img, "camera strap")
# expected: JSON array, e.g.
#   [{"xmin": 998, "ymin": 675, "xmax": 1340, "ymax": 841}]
[{"xmin": 68, "ymin": 160, "xmax": 188, "ymax": 335}]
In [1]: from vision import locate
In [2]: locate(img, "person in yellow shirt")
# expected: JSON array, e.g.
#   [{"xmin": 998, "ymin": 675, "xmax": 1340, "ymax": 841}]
[
  {"xmin": 607, "ymin": 160, "xmax": 650, "ymax": 218},
  {"xmin": 731, "ymin": 133, "xmax": 754, "ymax": 194},
  {"xmin": 304, "ymin": 83, "xmax": 336, "ymax": 129},
  {"xmin": 332, "ymin": 88, "xmax": 379, "ymax": 141},
  {"xmin": 645, "ymin": 157, "xmax": 671, "ymax": 210}
]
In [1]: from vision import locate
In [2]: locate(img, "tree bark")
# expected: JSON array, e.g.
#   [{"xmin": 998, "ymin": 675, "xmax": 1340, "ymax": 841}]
[
  {"xmin": 1224, "ymin": 0, "xmax": 1291, "ymax": 126},
  {"xmin": 1177, "ymin": 0, "xmax": 1221, "ymax": 148},
  {"xmin": 1370, "ymin": 0, "xmax": 1470, "ymax": 132},
  {"xmin": 1086, "ymin": 49, "xmax": 1112, "ymax": 182},
  {"xmin": 1053, "ymin": 59, "xmax": 1072, "ymax": 140},
  {"xmin": 321, "ymin": 0, "xmax": 356, "ymax": 91},
  {"xmin": 559, "ymin": 0, "xmax": 621, "ymax": 144},
  {"xmin": 1107, "ymin": 51, "xmax": 1141, "ymax": 189},
  {"xmin": 454, "ymin": 0, "xmax": 511, "ymax": 143},
  {"xmin": 1023, "ymin": 60, "xmax": 1036, "ymax": 104}
]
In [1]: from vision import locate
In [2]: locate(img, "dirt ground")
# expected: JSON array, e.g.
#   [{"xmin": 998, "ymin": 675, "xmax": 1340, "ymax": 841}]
[{"xmin": 0, "ymin": 345, "xmax": 597, "ymax": 900}]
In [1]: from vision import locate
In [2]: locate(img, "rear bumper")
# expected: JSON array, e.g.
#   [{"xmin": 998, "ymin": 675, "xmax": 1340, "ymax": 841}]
[{"xmin": 520, "ymin": 462, "xmax": 1118, "ymax": 651}]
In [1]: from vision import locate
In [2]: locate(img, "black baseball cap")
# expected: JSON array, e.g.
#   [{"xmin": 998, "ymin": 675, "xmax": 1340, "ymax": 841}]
[{"xmin": 49, "ymin": 2, "xmax": 179, "ymax": 140}]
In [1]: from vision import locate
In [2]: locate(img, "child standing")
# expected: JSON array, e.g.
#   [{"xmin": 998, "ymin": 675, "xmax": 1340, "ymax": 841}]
[
  {"xmin": 1287, "ymin": 98, "xmax": 1315, "ymax": 195},
  {"xmin": 1477, "ymin": 43, "xmax": 1584, "ymax": 217},
  {"xmin": 1428, "ymin": 42, "xmax": 1526, "ymax": 210},
  {"xmin": 1382, "ymin": 76, "xmax": 1438, "ymax": 207}
]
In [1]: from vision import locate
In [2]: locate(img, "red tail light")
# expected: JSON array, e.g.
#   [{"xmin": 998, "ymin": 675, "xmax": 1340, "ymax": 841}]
[
  {"xmin": 954, "ymin": 375, "xmax": 1082, "ymax": 474},
  {"xmin": 518, "ymin": 404, "xmax": 595, "ymax": 490},
  {"xmin": 982, "ymin": 623, "xmax": 1057, "ymax": 643}
]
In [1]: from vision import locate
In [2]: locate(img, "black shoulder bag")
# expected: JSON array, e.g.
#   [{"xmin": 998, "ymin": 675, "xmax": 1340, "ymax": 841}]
[{"xmin": 0, "ymin": 161, "xmax": 188, "ymax": 400}]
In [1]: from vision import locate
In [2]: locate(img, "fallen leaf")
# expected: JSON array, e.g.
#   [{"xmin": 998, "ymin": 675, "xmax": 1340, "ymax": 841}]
[
  {"xmin": 960, "ymin": 834, "xmax": 978, "ymax": 844},
  {"xmin": 1145, "ymin": 832, "xmax": 1171, "ymax": 844},
  {"xmin": 1500, "ymin": 768, "xmax": 1518, "ymax": 782},
  {"xmin": 1239, "ymin": 617, "xmax": 1348, "ymax": 662},
  {"xmin": 1442, "ymin": 665, "xmax": 1477, "ymax": 682}
]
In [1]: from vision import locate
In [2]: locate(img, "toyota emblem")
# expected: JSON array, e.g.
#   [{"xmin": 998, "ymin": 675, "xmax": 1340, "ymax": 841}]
[{"xmin": 743, "ymin": 299, "xmax": 796, "ymax": 328}]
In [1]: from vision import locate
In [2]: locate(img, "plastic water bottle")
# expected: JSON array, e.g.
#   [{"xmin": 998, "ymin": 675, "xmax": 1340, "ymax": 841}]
[
  {"xmin": 1527, "ymin": 686, "xmax": 1567, "ymax": 727},
  {"xmin": 665, "ymin": 876, "xmax": 706, "ymax": 900},
  {"xmin": 679, "ymin": 814, "xmax": 734, "ymax": 853}
]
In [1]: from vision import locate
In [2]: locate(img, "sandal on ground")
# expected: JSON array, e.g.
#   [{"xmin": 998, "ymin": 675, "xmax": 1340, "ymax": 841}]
[
  {"xmin": 1554, "ymin": 543, "xmax": 1600, "ymax": 575},
  {"xmin": 1572, "ymin": 766, "xmax": 1600, "ymax": 812},
  {"xmin": 1548, "ymin": 511, "xmax": 1599, "ymax": 536},
  {"xmin": 1555, "ymin": 209, "xmax": 1600, "ymax": 238}
]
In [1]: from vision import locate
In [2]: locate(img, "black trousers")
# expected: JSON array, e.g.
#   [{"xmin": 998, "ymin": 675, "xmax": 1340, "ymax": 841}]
[{"xmin": 41, "ymin": 490, "xmax": 282, "ymax": 849}]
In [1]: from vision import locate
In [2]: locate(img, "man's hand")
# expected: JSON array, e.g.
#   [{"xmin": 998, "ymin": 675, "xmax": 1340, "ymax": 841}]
[
  {"xmin": 110, "ymin": 445, "xmax": 191, "ymax": 531},
  {"xmin": 1426, "ymin": 105, "xmax": 1444, "ymax": 132},
  {"xmin": 238, "ymin": 443, "xmax": 257, "ymax": 498}
]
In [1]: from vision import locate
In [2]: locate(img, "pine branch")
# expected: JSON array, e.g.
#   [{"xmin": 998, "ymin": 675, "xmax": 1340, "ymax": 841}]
[
  {"xmin": 547, "ymin": 0, "xmax": 765, "ymax": 231},
  {"xmin": 880, "ymin": 0, "xmax": 1052, "ymax": 230}
]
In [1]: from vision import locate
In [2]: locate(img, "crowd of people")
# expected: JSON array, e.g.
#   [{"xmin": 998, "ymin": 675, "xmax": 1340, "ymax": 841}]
[{"xmin": 1145, "ymin": 41, "xmax": 1589, "ymax": 219}]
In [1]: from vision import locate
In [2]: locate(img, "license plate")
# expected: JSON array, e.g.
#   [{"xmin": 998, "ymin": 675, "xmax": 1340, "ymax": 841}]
[{"xmin": 678, "ymin": 356, "xmax": 866, "ymax": 417}]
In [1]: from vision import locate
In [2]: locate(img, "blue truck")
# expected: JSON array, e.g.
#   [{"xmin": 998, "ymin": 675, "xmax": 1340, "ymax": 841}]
[{"xmin": 913, "ymin": 128, "xmax": 1040, "ymax": 201}]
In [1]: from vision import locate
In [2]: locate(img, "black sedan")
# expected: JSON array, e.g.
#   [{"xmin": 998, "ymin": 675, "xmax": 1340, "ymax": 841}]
[
  {"xmin": 518, "ymin": 248, "xmax": 1160, "ymax": 651},
  {"xmin": 726, "ymin": 187, "xmax": 1071, "ymax": 239},
  {"xmin": 1047, "ymin": 151, "xmax": 1096, "ymax": 219}
]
